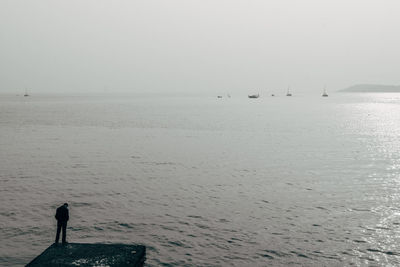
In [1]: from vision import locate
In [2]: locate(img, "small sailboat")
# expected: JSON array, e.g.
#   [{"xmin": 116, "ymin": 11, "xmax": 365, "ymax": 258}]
[
  {"xmin": 322, "ymin": 86, "xmax": 328, "ymax": 97},
  {"xmin": 286, "ymin": 87, "xmax": 292, "ymax": 96},
  {"xmin": 248, "ymin": 93, "xmax": 260, "ymax": 98},
  {"xmin": 24, "ymin": 89, "xmax": 29, "ymax": 97}
]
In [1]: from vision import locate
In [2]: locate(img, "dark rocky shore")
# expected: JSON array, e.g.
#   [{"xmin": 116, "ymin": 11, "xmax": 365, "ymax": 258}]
[{"xmin": 26, "ymin": 243, "xmax": 146, "ymax": 267}]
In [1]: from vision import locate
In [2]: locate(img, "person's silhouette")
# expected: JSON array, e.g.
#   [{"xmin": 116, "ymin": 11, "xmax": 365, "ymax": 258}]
[{"xmin": 55, "ymin": 203, "xmax": 69, "ymax": 244}]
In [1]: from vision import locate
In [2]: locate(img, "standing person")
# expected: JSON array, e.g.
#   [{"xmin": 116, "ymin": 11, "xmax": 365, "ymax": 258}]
[{"xmin": 55, "ymin": 203, "xmax": 69, "ymax": 244}]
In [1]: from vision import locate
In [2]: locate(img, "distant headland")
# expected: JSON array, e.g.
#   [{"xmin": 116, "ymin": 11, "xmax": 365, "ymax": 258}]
[{"xmin": 341, "ymin": 84, "xmax": 400, "ymax": 92}]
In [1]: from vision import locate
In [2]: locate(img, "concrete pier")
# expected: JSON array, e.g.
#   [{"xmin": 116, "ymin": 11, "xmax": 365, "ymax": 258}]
[{"xmin": 26, "ymin": 243, "xmax": 146, "ymax": 267}]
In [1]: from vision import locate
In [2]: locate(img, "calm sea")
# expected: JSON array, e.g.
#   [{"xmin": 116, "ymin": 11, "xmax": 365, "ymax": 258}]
[{"xmin": 1, "ymin": 93, "xmax": 400, "ymax": 266}]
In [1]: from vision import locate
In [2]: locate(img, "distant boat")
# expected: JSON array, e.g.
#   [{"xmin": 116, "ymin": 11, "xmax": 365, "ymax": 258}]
[
  {"xmin": 286, "ymin": 87, "xmax": 292, "ymax": 96},
  {"xmin": 217, "ymin": 95, "xmax": 223, "ymax": 98},
  {"xmin": 248, "ymin": 94, "xmax": 260, "ymax": 98},
  {"xmin": 322, "ymin": 86, "xmax": 328, "ymax": 97},
  {"xmin": 24, "ymin": 89, "xmax": 29, "ymax": 97}
]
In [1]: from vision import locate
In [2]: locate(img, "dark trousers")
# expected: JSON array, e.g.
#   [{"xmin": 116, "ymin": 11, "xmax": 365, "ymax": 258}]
[{"xmin": 55, "ymin": 221, "xmax": 67, "ymax": 243}]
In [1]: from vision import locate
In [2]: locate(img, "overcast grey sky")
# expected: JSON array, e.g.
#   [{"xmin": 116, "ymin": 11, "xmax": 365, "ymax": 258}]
[{"xmin": 1, "ymin": 0, "xmax": 399, "ymax": 95}]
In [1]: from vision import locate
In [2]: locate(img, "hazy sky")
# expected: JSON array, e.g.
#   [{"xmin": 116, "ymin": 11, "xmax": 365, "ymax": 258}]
[{"xmin": 1, "ymin": 0, "xmax": 399, "ymax": 95}]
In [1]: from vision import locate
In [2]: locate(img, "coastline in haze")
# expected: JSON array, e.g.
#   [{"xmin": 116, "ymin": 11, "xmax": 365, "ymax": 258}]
[{"xmin": 341, "ymin": 84, "xmax": 400, "ymax": 93}]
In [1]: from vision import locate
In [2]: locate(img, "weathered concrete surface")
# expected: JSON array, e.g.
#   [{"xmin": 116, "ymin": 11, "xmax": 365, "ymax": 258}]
[{"xmin": 26, "ymin": 243, "xmax": 146, "ymax": 267}]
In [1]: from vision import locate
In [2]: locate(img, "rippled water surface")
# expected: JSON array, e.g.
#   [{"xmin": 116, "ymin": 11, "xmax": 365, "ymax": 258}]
[{"xmin": 1, "ymin": 93, "xmax": 400, "ymax": 266}]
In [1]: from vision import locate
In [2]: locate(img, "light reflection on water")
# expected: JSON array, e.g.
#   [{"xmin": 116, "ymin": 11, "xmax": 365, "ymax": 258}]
[{"xmin": 1, "ymin": 93, "xmax": 400, "ymax": 266}]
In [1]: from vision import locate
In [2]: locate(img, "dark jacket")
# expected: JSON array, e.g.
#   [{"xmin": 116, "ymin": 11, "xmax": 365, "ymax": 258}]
[{"xmin": 55, "ymin": 205, "xmax": 69, "ymax": 222}]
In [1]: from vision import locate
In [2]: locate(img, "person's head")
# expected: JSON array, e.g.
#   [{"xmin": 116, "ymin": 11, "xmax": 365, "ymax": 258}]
[{"xmin": 63, "ymin": 203, "xmax": 68, "ymax": 207}]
